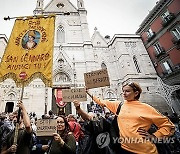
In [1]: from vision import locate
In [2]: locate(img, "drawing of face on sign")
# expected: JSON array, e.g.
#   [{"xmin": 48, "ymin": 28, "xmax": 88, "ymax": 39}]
[{"xmin": 22, "ymin": 30, "xmax": 40, "ymax": 50}]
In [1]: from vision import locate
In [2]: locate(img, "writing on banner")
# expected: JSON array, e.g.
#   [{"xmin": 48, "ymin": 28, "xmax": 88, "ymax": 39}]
[
  {"xmin": 36, "ymin": 119, "xmax": 57, "ymax": 137},
  {"xmin": 84, "ymin": 69, "xmax": 110, "ymax": 89},
  {"xmin": 0, "ymin": 16, "xmax": 55, "ymax": 87},
  {"xmin": 62, "ymin": 88, "xmax": 87, "ymax": 102},
  {"xmin": 5, "ymin": 53, "xmax": 50, "ymax": 71}
]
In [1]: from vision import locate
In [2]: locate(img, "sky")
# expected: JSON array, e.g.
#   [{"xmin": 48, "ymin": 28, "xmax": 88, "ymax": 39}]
[{"xmin": 0, "ymin": 0, "xmax": 158, "ymax": 39}]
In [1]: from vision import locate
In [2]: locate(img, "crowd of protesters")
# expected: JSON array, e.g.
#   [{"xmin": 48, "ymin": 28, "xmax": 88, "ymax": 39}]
[{"xmin": 0, "ymin": 83, "xmax": 180, "ymax": 154}]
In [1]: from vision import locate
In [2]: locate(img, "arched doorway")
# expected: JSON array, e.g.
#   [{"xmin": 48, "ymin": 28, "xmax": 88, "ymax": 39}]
[{"xmin": 5, "ymin": 102, "xmax": 14, "ymax": 113}]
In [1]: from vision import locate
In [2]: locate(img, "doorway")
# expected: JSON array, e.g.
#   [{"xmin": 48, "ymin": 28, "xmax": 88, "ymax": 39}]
[{"xmin": 5, "ymin": 102, "xmax": 14, "ymax": 113}]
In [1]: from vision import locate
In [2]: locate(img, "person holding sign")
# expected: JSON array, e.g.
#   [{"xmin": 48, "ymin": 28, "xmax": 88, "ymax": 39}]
[
  {"xmin": 86, "ymin": 82, "xmax": 175, "ymax": 154},
  {"xmin": 48, "ymin": 115, "xmax": 76, "ymax": 154},
  {"xmin": 73, "ymin": 100, "xmax": 115, "ymax": 154},
  {"xmin": 1, "ymin": 101, "xmax": 32, "ymax": 154}
]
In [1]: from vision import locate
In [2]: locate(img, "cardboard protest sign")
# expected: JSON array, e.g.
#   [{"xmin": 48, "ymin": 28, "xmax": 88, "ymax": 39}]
[
  {"xmin": 62, "ymin": 88, "xmax": 87, "ymax": 102},
  {"xmin": 36, "ymin": 119, "xmax": 57, "ymax": 137},
  {"xmin": 84, "ymin": 69, "xmax": 110, "ymax": 89}
]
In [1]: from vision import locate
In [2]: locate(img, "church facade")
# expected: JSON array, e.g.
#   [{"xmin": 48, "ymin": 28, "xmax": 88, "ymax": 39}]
[{"xmin": 0, "ymin": 0, "xmax": 172, "ymax": 117}]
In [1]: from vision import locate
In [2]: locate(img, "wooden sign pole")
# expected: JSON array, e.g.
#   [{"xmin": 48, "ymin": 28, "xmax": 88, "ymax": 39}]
[
  {"xmin": 13, "ymin": 82, "xmax": 24, "ymax": 147},
  {"xmin": 13, "ymin": 72, "xmax": 26, "ymax": 148}
]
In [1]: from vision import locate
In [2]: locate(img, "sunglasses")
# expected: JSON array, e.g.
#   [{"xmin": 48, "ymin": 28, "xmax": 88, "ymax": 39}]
[
  {"xmin": 127, "ymin": 82, "xmax": 138, "ymax": 91},
  {"xmin": 57, "ymin": 121, "xmax": 65, "ymax": 124}
]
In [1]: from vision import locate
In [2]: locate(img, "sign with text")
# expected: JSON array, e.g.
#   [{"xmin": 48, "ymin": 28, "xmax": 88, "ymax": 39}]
[
  {"xmin": 36, "ymin": 119, "xmax": 57, "ymax": 137},
  {"xmin": 84, "ymin": 69, "xmax": 110, "ymax": 89},
  {"xmin": 62, "ymin": 88, "xmax": 87, "ymax": 102}
]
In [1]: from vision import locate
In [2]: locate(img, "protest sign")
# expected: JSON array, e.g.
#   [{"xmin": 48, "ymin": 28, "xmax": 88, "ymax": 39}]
[
  {"xmin": 36, "ymin": 119, "xmax": 57, "ymax": 137},
  {"xmin": 84, "ymin": 69, "xmax": 110, "ymax": 89},
  {"xmin": 62, "ymin": 88, "xmax": 87, "ymax": 102}
]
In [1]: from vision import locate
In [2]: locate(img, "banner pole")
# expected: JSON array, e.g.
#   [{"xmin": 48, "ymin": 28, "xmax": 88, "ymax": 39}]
[
  {"xmin": 3, "ymin": 13, "xmax": 70, "ymax": 20},
  {"xmin": 13, "ymin": 82, "xmax": 24, "ymax": 147}
]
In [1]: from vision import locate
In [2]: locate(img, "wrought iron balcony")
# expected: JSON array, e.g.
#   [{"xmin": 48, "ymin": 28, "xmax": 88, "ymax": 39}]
[
  {"xmin": 173, "ymin": 64, "xmax": 180, "ymax": 71},
  {"xmin": 161, "ymin": 65, "xmax": 180, "ymax": 78},
  {"xmin": 155, "ymin": 48, "xmax": 166, "ymax": 58},
  {"xmin": 161, "ymin": 13, "xmax": 175, "ymax": 27},
  {"xmin": 172, "ymin": 36, "xmax": 180, "ymax": 45},
  {"xmin": 147, "ymin": 32, "xmax": 156, "ymax": 42}
]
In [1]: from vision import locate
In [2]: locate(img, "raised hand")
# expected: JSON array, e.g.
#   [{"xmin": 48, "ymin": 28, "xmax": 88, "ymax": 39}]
[{"xmin": 53, "ymin": 133, "xmax": 64, "ymax": 145}]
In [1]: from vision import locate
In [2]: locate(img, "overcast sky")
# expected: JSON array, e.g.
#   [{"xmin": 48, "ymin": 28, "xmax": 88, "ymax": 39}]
[{"xmin": 0, "ymin": 0, "xmax": 158, "ymax": 39}]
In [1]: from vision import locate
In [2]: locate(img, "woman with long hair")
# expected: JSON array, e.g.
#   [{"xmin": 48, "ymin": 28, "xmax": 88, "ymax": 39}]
[{"xmin": 48, "ymin": 115, "xmax": 76, "ymax": 154}]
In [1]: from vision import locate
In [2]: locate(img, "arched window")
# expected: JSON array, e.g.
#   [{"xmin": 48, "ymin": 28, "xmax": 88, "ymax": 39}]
[
  {"xmin": 105, "ymin": 91, "xmax": 116, "ymax": 100},
  {"xmin": 54, "ymin": 72, "xmax": 71, "ymax": 82},
  {"xmin": 57, "ymin": 25, "xmax": 65, "ymax": 43},
  {"xmin": 133, "ymin": 56, "xmax": 141, "ymax": 73},
  {"xmin": 8, "ymin": 93, "xmax": 15, "ymax": 100},
  {"xmin": 101, "ymin": 62, "xmax": 107, "ymax": 69}
]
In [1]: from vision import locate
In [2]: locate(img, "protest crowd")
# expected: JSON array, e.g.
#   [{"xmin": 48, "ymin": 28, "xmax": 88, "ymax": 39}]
[{"xmin": 0, "ymin": 83, "xmax": 180, "ymax": 154}]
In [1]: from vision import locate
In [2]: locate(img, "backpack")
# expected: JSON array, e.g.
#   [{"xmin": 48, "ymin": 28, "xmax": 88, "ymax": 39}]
[
  {"xmin": 77, "ymin": 103, "xmax": 122, "ymax": 154},
  {"xmin": 109, "ymin": 103, "xmax": 122, "ymax": 153},
  {"xmin": 78, "ymin": 118, "xmax": 115, "ymax": 154}
]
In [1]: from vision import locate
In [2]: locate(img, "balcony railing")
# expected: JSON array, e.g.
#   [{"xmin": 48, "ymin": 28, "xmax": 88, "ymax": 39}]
[
  {"xmin": 147, "ymin": 32, "xmax": 156, "ymax": 42},
  {"xmin": 155, "ymin": 48, "xmax": 166, "ymax": 58},
  {"xmin": 161, "ymin": 13, "xmax": 175, "ymax": 27},
  {"xmin": 173, "ymin": 64, "xmax": 180, "ymax": 71},
  {"xmin": 161, "ymin": 65, "xmax": 180, "ymax": 78},
  {"xmin": 172, "ymin": 36, "xmax": 180, "ymax": 45}
]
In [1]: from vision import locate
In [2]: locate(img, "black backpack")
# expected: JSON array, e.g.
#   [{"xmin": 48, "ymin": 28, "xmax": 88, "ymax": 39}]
[
  {"xmin": 78, "ymin": 104, "xmax": 122, "ymax": 154},
  {"xmin": 78, "ymin": 118, "xmax": 115, "ymax": 154},
  {"xmin": 109, "ymin": 103, "xmax": 122, "ymax": 153}
]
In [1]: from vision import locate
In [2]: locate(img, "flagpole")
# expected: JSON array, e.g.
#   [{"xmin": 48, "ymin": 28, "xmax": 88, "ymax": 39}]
[
  {"xmin": 13, "ymin": 81, "xmax": 25, "ymax": 148},
  {"xmin": 3, "ymin": 12, "xmax": 70, "ymax": 20}
]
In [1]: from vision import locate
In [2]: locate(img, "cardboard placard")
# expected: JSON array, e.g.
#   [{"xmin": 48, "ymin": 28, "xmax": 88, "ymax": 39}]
[
  {"xmin": 36, "ymin": 119, "xmax": 57, "ymax": 137},
  {"xmin": 84, "ymin": 69, "xmax": 110, "ymax": 89},
  {"xmin": 62, "ymin": 88, "xmax": 87, "ymax": 102}
]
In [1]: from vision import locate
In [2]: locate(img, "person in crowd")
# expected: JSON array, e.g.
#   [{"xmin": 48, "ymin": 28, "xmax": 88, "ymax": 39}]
[
  {"xmin": 1, "ymin": 101, "xmax": 32, "ymax": 154},
  {"xmin": 30, "ymin": 114, "xmax": 49, "ymax": 154},
  {"xmin": 48, "ymin": 115, "xmax": 76, "ymax": 154},
  {"xmin": 67, "ymin": 114, "xmax": 84, "ymax": 142},
  {"xmin": 30, "ymin": 118, "xmax": 37, "ymax": 133},
  {"xmin": 48, "ymin": 110, "xmax": 56, "ymax": 119},
  {"xmin": 73, "ymin": 100, "xmax": 116, "ymax": 154},
  {"xmin": 3, "ymin": 113, "xmax": 15, "ymax": 131},
  {"xmin": 67, "ymin": 114, "xmax": 84, "ymax": 154},
  {"xmin": 105, "ymin": 112, "xmax": 114, "ymax": 124},
  {"xmin": 86, "ymin": 82, "xmax": 175, "ymax": 154},
  {"xmin": 0, "ymin": 112, "xmax": 17, "ymax": 152},
  {"xmin": 0, "ymin": 113, "xmax": 6, "ymax": 127},
  {"xmin": 0, "ymin": 113, "xmax": 7, "ymax": 152},
  {"xmin": 30, "ymin": 131, "xmax": 49, "ymax": 154},
  {"xmin": 41, "ymin": 114, "xmax": 50, "ymax": 119}
]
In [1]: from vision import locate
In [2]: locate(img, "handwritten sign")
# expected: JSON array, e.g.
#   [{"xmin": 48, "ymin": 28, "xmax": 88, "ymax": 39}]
[
  {"xmin": 62, "ymin": 88, "xmax": 87, "ymax": 102},
  {"xmin": 84, "ymin": 69, "xmax": 110, "ymax": 89},
  {"xmin": 36, "ymin": 119, "xmax": 57, "ymax": 137}
]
